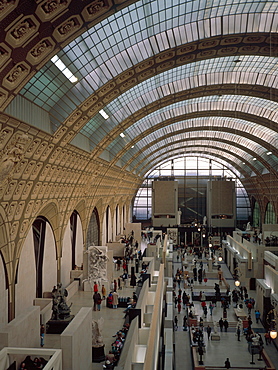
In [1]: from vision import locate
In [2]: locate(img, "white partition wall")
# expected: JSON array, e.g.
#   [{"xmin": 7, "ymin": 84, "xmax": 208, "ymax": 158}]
[
  {"xmin": 0, "ymin": 306, "xmax": 40, "ymax": 349},
  {"xmin": 0, "ymin": 348, "xmax": 62, "ymax": 370},
  {"xmin": 60, "ymin": 307, "xmax": 92, "ymax": 370}
]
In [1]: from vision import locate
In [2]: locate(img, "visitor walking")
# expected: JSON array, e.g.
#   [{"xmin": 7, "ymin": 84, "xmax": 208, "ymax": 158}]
[
  {"xmin": 40, "ymin": 324, "xmax": 45, "ymax": 347},
  {"xmin": 112, "ymin": 291, "xmax": 119, "ymax": 309},
  {"xmin": 223, "ymin": 319, "xmax": 229, "ymax": 332},
  {"xmin": 93, "ymin": 291, "xmax": 102, "ymax": 311},
  {"xmin": 255, "ymin": 310, "xmax": 261, "ymax": 323},
  {"xmin": 206, "ymin": 325, "xmax": 212, "ymax": 340},
  {"xmin": 236, "ymin": 326, "xmax": 241, "ymax": 341},
  {"xmin": 224, "ymin": 358, "xmax": 231, "ymax": 369},
  {"xmin": 219, "ymin": 318, "xmax": 224, "ymax": 332},
  {"xmin": 209, "ymin": 302, "xmax": 214, "ymax": 316}
]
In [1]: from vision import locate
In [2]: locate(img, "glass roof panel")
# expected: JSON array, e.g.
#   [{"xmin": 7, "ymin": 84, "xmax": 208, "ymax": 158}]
[
  {"xmin": 13, "ymin": 1, "xmax": 278, "ymax": 132},
  {"xmin": 142, "ymin": 148, "xmax": 253, "ymax": 178},
  {"xmin": 125, "ymin": 131, "xmax": 267, "ymax": 172},
  {"xmin": 77, "ymin": 59, "xmax": 278, "ymax": 145},
  {"xmin": 105, "ymin": 97, "xmax": 278, "ymax": 158}
]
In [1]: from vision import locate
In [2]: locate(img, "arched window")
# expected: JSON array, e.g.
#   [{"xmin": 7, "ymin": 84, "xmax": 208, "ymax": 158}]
[
  {"xmin": 32, "ymin": 217, "xmax": 47, "ymax": 298},
  {"xmin": 253, "ymin": 201, "xmax": 261, "ymax": 228},
  {"xmin": 133, "ymin": 156, "xmax": 250, "ymax": 228},
  {"xmin": 70, "ymin": 210, "xmax": 78, "ymax": 270},
  {"xmin": 86, "ymin": 208, "xmax": 100, "ymax": 249},
  {"xmin": 265, "ymin": 202, "xmax": 276, "ymax": 224}
]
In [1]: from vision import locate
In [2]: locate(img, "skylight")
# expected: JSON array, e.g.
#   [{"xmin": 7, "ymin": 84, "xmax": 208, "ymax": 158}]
[
  {"xmin": 99, "ymin": 109, "xmax": 109, "ymax": 119},
  {"xmin": 51, "ymin": 55, "xmax": 78, "ymax": 83}
]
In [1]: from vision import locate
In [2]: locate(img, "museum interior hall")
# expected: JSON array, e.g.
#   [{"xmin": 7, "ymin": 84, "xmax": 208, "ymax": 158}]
[{"xmin": 0, "ymin": 1, "xmax": 278, "ymax": 369}]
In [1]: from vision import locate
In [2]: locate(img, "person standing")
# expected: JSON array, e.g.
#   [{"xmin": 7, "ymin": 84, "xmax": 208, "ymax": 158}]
[
  {"xmin": 182, "ymin": 291, "xmax": 187, "ymax": 309},
  {"xmin": 264, "ymin": 331, "xmax": 270, "ymax": 345},
  {"xmin": 219, "ymin": 318, "xmax": 224, "ymax": 332},
  {"xmin": 112, "ymin": 291, "xmax": 119, "ymax": 309},
  {"xmin": 93, "ymin": 281, "xmax": 98, "ymax": 293},
  {"xmin": 40, "ymin": 324, "xmax": 45, "ymax": 347},
  {"xmin": 206, "ymin": 325, "xmax": 212, "ymax": 340},
  {"xmin": 93, "ymin": 291, "xmax": 102, "ymax": 311},
  {"xmin": 223, "ymin": 319, "xmax": 229, "ymax": 332},
  {"xmin": 183, "ymin": 315, "xmax": 188, "ymax": 331},
  {"xmin": 203, "ymin": 305, "xmax": 208, "ymax": 319},
  {"xmin": 224, "ymin": 358, "xmax": 231, "ymax": 369},
  {"xmin": 236, "ymin": 326, "xmax": 241, "ymax": 341},
  {"xmin": 255, "ymin": 310, "xmax": 261, "ymax": 323},
  {"xmin": 209, "ymin": 302, "xmax": 214, "ymax": 316},
  {"xmin": 177, "ymin": 301, "xmax": 181, "ymax": 314},
  {"xmin": 113, "ymin": 279, "xmax": 117, "ymax": 292},
  {"xmin": 122, "ymin": 270, "xmax": 128, "ymax": 287},
  {"xmin": 101, "ymin": 285, "xmax": 106, "ymax": 300},
  {"xmin": 118, "ymin": 277, "xmax": 122, "ymax": 290}
]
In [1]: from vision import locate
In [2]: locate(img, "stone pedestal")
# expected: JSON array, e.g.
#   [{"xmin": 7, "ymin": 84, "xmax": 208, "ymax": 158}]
[
  {"xmin": 46, "ymin": 315, "xmax": 74, "ymax": 334},
  {"xmin": 211, "ymin": 333, "xmax": 220, "ymax": 341},
  {"xmin": 92, "ymin": 345, "xmax": 105, "ymax": 362}
]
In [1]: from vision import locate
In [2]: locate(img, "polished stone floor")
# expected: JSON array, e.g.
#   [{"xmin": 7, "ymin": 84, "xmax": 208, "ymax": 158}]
[{"xmin": 44, "ymin": 245, "xmax": 278, "ymax": 369}]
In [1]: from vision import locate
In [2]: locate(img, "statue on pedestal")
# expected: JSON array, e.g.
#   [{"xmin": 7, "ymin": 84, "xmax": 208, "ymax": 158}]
[
  {"xmin": 51, "ymin": 283, "xmax": 72, "ymax": 320},
  {"xmin": 92, "ymin": 317, "xmax": 104, "ymax": 347},
  {"xmin": 47, "ymin": 282, "xmax": 74, "ymax": 334},
  {"xmin": 92, "ymin": 317, "xmax": 106, "ymax": 363}
]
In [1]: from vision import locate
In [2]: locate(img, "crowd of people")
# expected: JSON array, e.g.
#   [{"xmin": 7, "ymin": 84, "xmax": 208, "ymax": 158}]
[
  {"xmin": 19, "ymin": 356, "xmax": 47, "ymax": 369},
  {"xmin": 102, "ymin": 323, "xmax": 131, "ymax": 369},
  {"xmin": 171, "ymin": 243, "xmax": 274, "ymax": 369}
]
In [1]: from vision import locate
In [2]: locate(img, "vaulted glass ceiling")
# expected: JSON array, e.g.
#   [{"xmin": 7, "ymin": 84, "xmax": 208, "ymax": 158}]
[{"xmin": 9, "ymin": 0, "xmax": 278, "ymax": 178}]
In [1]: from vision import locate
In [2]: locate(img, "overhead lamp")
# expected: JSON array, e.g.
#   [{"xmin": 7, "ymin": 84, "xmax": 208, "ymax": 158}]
[
  {"xmin": 253, "ymin": 158, "xmax": 257, "ymax": 161},
  {"xmin": 218, "ymin": 256, "xmax": 223, "ymax": 262},
  {"xmin": 267, "ymin": 151, "xmax": 272, "ymax": 155},
  {"xmin": 131, "ymin": 145, "xmax": 135, "ymax": 148},
  {"xmin": 202, "ymin": 233, "xmax": 206, "ymax": 238},
  {"xmin": 234, "ymin": 280, "xmax": 240, "ymax": 287},
  {"xmin": 51, "ymin": 55, "xmax": 78, "ymax": 83},
  {"xmin": 209, "ymin": 243, "xmax": 212, "ymax": 248},
  {"xmin": 120, "ymin": 133, "xmax": 125, "ymax": 138},
  {"xmin": 99, "ymin": 109, "xmax": 109, "ymax": 119}
]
